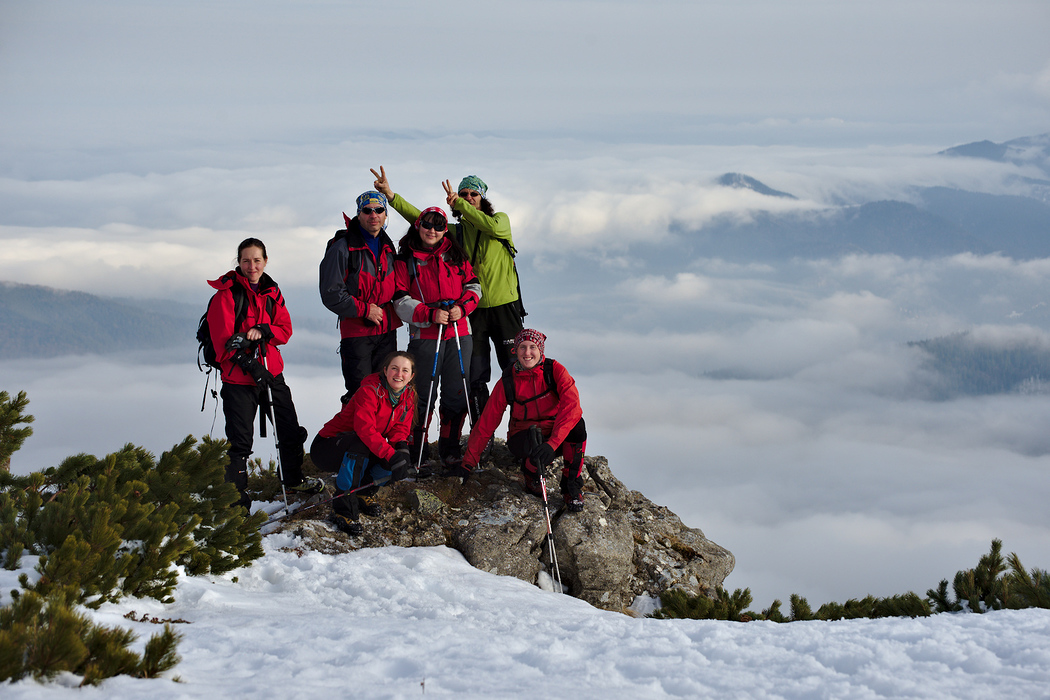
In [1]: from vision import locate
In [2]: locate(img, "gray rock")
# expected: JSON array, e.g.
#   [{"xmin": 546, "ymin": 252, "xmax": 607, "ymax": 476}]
[{"xmin": 266, "ymin": 440, "xmax": 734, "ymax": 613}]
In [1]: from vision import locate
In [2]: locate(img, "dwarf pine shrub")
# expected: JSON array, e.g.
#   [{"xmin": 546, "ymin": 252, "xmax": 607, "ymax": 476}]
[
  {"xmin": 3, "ymin": 436, "xmax": 266, "ymax": 606},
  {"xmin": 651, "ymin": 586, "xmax": 754, "ymax": 621},
  {"xmin": 0, "ymin": 587, "xmax": 181, "ymax": 685},
  {"xmin": 1, "ymin": 389, "xmax": 267, "ymax": 684},
  {"xmin": 649, "ymin": 539, "xmax": 1047, "ymax": 622},
  {"xmin": 0, "ymin": 390, "xmax": 34, "ymax": 473}
]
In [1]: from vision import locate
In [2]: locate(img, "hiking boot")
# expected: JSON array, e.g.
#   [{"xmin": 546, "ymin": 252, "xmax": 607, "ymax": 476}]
[
  {"xmin": 358, "ymin": 495, "xmax": 382, "ymax": 518},
  {"xmin": 329, "ymin": 513, "xmax": 362, "ymax": 536},
  {"xmin": 522, "ymin": 468, "xmax": 544, "ymax": 498},
  {"xmin": 289, "ymin": 476, "xmax": 325, "ymax": 496},
  {"xmin": 561, "ymin": 474, "xmax": 584, "ymax": 512}
]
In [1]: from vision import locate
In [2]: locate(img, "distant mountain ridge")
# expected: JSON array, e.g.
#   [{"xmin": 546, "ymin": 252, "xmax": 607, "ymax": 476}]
[
  {"xmin": 939, "ymin": 133, "xmax": 1050, "ymax": 180},
  {"xmin": 677, "ymin": 134, "xmax": 1050, "ymax": 262},
  {"xmin": 0, "ymin": 281, "xmax": 192, "ymax": 359},
  {"xmin": 908, "ymin": 331, "xmax": 1050, "ymax": 400}
]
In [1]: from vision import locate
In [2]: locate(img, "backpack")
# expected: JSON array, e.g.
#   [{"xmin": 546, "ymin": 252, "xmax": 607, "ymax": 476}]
[
  {"xmin": 461, "ymin": 224, "xmax": 528, "ymax": 319},
  {"xmin": 501, "ymin": 358, "xmax": 557, "ymax": 408}
]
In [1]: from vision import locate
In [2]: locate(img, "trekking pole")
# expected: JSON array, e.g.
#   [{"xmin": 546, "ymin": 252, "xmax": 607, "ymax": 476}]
[
  {"xmin": 263, "ymin": 474, "xmax": 393, "ymax": 526},
  {"xmin": 528, "ymin": 425, "xmax": 562, "ymax": 592},
  {"xmin": 448, "ymin": 314, "xmax": 474, "ymax": 430},
  {"xmin": 258, "ymin": 346, "xmax": 289, "ymax": 510},
  {"xmin": 538, "ymin": 468, "xmax": 563, "ymax": 593},
  {"xmin": 261, "ymin": 384, "xmax": 289, "ymax": 510},
  {"xmin": 416, "ymin": 321, "xmax": 447, "ymax": 473}
]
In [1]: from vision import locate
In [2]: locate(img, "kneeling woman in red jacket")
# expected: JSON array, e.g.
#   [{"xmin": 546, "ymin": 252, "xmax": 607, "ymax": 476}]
[
  {"xmin": 208, "ymin": 237, "xmax": 323, "ymax": 511},
  {"xmin": 310, "ymin": 351, "xmax": 416, "ymax": 536},
  {"xmin": 460, "ymin": 329, "xmax": 588, "ymax": 512}
]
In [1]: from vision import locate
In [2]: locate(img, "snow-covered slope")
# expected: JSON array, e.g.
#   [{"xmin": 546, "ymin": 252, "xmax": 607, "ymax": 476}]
[{"xmin": 4, "ymin": 535, "xmax": 1049, "ymax": 699}]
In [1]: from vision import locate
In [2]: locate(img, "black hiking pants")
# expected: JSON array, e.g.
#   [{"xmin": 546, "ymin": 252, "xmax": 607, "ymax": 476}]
[
  {"xmin": 468, "ymin": 301, "xmax": 523, "ymax": 416},
  {"xmin": 222, "ymin": 374, "xmax": 307, "ymax": 507},
  {"xmin": 339, "ymin": 331, "xmax": 397, "ymax": 400}
]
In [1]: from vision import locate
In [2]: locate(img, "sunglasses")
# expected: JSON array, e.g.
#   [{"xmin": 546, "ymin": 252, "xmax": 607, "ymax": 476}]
[
  {"xmin": 419, "ymin": 220, "xmax": 448, "ymax": 232},
  {"xmin": 360, "ymin": 206, "xmax": 386, "ymax": 215},
  {"xmin": 458, "ymin": 191, "xmax": 481, "ymax": 199}
]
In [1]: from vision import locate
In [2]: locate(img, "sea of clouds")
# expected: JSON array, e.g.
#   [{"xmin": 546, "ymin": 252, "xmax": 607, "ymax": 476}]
[{"xmin": 3, "ymin": 137, "xmax": 1049, "ymax": 609}]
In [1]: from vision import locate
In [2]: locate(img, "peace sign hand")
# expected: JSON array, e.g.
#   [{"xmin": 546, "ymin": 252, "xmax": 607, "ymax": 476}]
[
  {"xmin": 443, "ymin": 179, "xmax": 458, "ymax": 208},
  {"xmin": 371, "ymin": 166, "xmax": 394, "ymax": 199}
]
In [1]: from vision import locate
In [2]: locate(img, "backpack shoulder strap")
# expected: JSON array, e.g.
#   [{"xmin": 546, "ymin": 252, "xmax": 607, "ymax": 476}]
[
  {"xmin": 543, "ymin": 358, "xmax": 557, "ymax": 397},
  {"xmin": 229, "ymin": 282, "xmax": 249, "ymax": 330},
  {"xmin": 501, "ymin": 364, "xmax": 516, "ymax": 405}
]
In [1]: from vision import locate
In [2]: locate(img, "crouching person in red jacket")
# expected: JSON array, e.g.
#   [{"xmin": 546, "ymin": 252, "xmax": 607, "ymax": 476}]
[
  {"xmin": 310, "ymin": 351, "xmax": 417, "ymax": 536},
  {"xmin": 459, "ymin": 329, "xmax": 587, "ymax": 512}
]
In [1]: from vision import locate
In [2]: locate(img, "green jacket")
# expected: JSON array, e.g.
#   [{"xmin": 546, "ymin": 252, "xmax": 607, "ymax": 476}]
[{"xmin": 390, "ymin": 193, "xmax": 519, "ymax": 309}]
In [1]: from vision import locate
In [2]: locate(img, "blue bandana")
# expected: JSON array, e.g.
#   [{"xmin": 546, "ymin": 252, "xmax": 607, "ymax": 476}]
[{"xmin": 356, "ymin": 190, "xmax": 388, "ymax": 212}]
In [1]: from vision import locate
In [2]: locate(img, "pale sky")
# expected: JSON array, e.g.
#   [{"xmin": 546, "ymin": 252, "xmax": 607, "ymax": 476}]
[{"xmin": 1, "ymin": 0, "xmax": 1048, "ymax": 169}]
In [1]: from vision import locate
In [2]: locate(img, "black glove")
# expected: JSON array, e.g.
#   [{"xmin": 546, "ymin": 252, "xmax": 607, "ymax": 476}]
[
  {"xmin": 225, "ymin": 333, "xmax": 255, "ymax": 351},
  {"xmin": 529, "ymin": 442, "xmax": 556, "ymax": 471},
  {"xmin": 232, "ymin": 352, "xmax": 273, "ymax": 387},
  {"xmin": 386, "ymin": 451, "xmax": 411, "ymax": 482}
]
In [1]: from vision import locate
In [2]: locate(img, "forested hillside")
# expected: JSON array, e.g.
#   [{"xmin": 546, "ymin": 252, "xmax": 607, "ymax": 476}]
[
  {"xmin": 0, "ymin": 282, "xmax": 191, "ymax": 359},
  {"xmin": 909, "ymin": 331, "xmax": 1050, "ymax": 399}
]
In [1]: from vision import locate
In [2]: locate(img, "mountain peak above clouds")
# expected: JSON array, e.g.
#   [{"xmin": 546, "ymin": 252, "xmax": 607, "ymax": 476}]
[
  {"xmin": 939, "ymin": 133, "xmax": 1050, "ymax": 179},
  {"xmin": 717, "ymin": 173, "xmax": 798, "ymax": 200}
]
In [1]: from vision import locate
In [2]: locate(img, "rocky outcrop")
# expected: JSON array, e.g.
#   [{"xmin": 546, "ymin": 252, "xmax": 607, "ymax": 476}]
[{"xmin": 271, "ymin": 441, "xmax": 734, "ymax": 613}]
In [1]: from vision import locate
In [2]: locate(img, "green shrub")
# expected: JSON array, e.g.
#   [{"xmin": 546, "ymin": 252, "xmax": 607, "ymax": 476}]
[
  {"xmin": 0, "ymin": 389, "xmax": 267, "ymax": 684},
  {"xmin": 3, "ymin": 436, "xmax": 265, "ymax": 606},
  {"xmin": 651, "ymin": 586, "xmax": 753, "ymax": 621},
  {"xmin": 650, "ymin": 539, "xmax": 1045, "ymax": 622},
  {"xmin": 0, "ymin": 587, "xmax": 181, "ymax": 685}
]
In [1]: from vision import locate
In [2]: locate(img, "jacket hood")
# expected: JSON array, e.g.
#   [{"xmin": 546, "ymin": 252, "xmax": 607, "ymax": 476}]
[{"xmin": 208, "ymin": 269, "xmax": 277, "ymax": 293}]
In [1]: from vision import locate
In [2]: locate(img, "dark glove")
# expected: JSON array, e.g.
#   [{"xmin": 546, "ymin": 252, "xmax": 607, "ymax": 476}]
[
  {"xmin": 232, "ymin": 352, "xmax": 273, "ymax": 387},
  {"xmin": 225, "ymin": 333, "xmax": 255, "ymax": 351},
  {"xmin": 386, "ymin": 451, "xmax": 411, "ymax": 482},
  {"xmin": 529, "ymin": 442, "xmax": 556, "ymax": 471}
]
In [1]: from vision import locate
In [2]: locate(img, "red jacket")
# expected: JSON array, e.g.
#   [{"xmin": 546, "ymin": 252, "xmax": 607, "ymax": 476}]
[
  {"xmin": 462, "ymin": 358, "xmax": 583, "ymax": 466},
  {"xmin": 319, "ymin": 220, "xmax": 401, "ymax": 338},
  {"xmin": 393, "ymin": 237, "xmax": 481, "ymax": 341},
  {"xmin": 317, "ymin": 373, "xmax": 416, "ymax": 462},
  {"xmin": 207, "ymin": 270, "xmax": 291, "ymax": 386}
]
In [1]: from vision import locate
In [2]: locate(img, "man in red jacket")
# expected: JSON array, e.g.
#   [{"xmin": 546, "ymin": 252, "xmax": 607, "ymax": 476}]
[{"xmin": 319, "ymin": 191, "xmax": 402, "ymax": 403}]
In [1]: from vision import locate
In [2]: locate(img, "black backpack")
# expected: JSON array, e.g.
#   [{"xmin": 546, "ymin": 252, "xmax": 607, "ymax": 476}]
[
  {"xmin": 462, "ymin": 225, "xmax": 527, "ymax": 320},
  {"xmin": 501, "ymin": 358, "xmax": 557, "ymax": 407}
]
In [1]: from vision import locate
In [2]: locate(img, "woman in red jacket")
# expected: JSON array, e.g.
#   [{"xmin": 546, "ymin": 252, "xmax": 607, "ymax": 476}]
[
  {"xmin": 393, "ymin": 206, "xmax": 482, "ymax": 469},
  {"xmin": 207, "ymin": 237, "xmax": 323, "ymax": 511},
  {"xmin": 310, "ymin": 351, "xmax": 417, "ymax": 536},
  {"xmin": 460, "ymin": 329, "xmax": 588, "ymax": 512}
]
